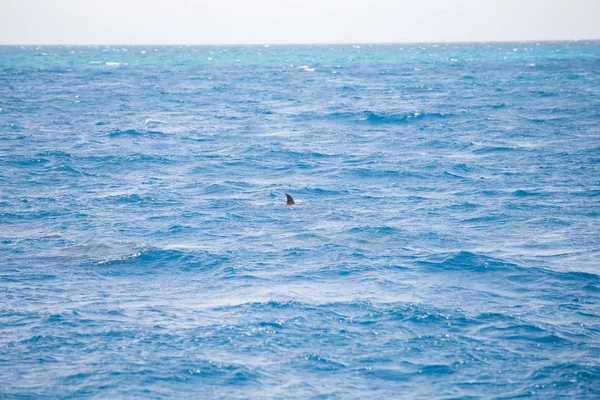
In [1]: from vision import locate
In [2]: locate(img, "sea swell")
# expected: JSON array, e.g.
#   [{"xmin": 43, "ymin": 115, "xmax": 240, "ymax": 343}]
[{"xmin": 1, "ymin": 43, "xmax": 599, "ymax": 398}]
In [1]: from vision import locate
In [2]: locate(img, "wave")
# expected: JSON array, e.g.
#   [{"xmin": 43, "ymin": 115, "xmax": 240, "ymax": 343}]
[
  {"xmin": 416, "ymin": 251, "xmax": 600, "ymax": 285},
  {"xmin": 443, "ymin": 170, "xmax": 466, "ymax": 179},
  {"xmin": 94, "ymin": 247, "xmax": 224, "ymax": 274},
  {"xmin": 513, "ymin": 189, "xmax": 544, "ymax": 197},
  {"xmin": 197, "ymin": 181, "xmax": 255, "ymax": 196},
  {"xmin": 120, "ymin": 153, "xmax": 171, "ymax": 163},
  {"xmin": 185, "ymin": 361, "xmax": 261, "ymax": 385},
  {"xmin": 295, "ymin": 353, "xmax": 347, "ymax": 372},
  {"xmin": 362, "ymin": 110, "xmax": 449, "ymax": 124},
  {"xmin": 366, "ymin": 364, "xmax": 454, "ymax": 382},
  {"xmin": 347, "ymin": 168, "xmax": 425, "ymax": 179},
  {"xmin": 35, "ymin": 151, "xmax": 71, "ymax": 158},
  {"xmin": 1, "ymin": 155, "xmax": 51, "ymax": 166},
  {"xmin": 347, "ymin": 225, "xmax": 402, "ymax": 236},
  {"xmin": 416, "ymin": 251, "xmax": 524, "ymax": 274},
  {"xmin": 99, "ymin": 193, "xmax": 153, "ymax": 203},
  {"xmin": 107, "ymin": 129, "xmax": 168, "ymax": 138},
  {"xmin": 239, "ymin": 144, "xmax": 335, "ymax": 159},
  {"xmin": 52, "ymin": 164, "xmax": 94, "ymax": 176},
  {"xmin": 296, "ymin": 110, "xmax": 452, "ymax": 125},
  {"xmin": 472, "ymin": 145, "xmax": 535, "ymax": 154},
  {"xmin": 47, "ymin": 242, "xmax": 226, "ymax": 274},
  {"xmin": 476, "ymin": 322, "xmax": 571, "ymax": 344},
  {"xmin": 528, "ymin": 363, "xmax": 600, "ymax": 390},
  {"xmin": 573, "ymin": 189, "xmax": 600, "ymax": 198}
]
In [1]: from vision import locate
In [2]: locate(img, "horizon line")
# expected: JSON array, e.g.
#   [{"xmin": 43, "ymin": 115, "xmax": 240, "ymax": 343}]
[{"xmin": 1, "ymin": 38, "xmax": 599, "ymax": 47}]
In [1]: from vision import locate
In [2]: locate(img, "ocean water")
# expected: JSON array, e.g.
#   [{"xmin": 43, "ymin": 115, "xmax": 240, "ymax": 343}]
[{"xmin": 1, "ymin": 42, "xmax": 599, "ymax": 398}]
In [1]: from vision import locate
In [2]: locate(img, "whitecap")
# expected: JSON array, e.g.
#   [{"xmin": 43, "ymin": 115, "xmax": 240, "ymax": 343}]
[
  {"xmin": 144, "ymin": 118, "xmax": 167, "ymax": 125},
  {"xmin": 304, "ymin": 67, "xmax": 315, "ymax": 72},
  {"xmin": 105, "ymin": 62, "xmax": 121, "ymax": 66},
  {"xmin": 95, "ymin": 250, "xmax": 144, "ymax": 265}
]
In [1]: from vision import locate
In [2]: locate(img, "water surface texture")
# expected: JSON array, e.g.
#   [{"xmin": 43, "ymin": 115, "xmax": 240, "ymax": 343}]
[{"xmin": 1, "ymin": 43, "xmax": 600, "ymax": 398}]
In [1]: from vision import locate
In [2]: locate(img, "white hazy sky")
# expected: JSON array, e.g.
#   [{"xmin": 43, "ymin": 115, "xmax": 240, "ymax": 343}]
[{"xmin": 1, "ymin": 0, "xmax": 599, "ymax": 45}]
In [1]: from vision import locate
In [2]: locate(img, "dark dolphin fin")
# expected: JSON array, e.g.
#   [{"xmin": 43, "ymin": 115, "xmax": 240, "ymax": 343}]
[{"xmin": 285, "ymin": 193, "xmax": 295, "ymax": 206}]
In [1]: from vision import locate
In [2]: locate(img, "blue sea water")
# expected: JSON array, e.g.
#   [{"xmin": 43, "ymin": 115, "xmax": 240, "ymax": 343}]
[{"xmin": 1, "ymin": 42, "xmax": 599, "ymax": 398}]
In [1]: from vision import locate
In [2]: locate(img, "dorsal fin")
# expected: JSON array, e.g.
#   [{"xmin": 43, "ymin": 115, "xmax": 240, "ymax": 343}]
[{"xmin": 285, "ymin": 193, "xmax": 295, "ymax": 206}]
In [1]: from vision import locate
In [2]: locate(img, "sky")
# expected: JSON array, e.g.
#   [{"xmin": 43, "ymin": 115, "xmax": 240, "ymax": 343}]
[{"xmin": 1, "ymin": 0, "xmax": 599, "ymax": 45}]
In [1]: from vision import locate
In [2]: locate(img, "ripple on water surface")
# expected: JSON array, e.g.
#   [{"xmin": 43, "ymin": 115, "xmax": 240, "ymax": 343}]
[{"xmin": 1, "ymin": 43, "xmax": 599, "ymax": 398}]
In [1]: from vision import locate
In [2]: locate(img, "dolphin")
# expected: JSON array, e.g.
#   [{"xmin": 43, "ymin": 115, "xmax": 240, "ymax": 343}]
[{"xmin": 285, "ymin": 193, "xmax": 295, "ymax": 206}]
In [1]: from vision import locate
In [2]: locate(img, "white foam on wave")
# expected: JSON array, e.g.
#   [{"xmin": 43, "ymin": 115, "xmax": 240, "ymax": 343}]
[
  {"xmin": 105, "ymin": 62, "xmax": 121, "ymax": 66},
  {"xmin": 95, "ymin": 249, "xmax": 144, "ymax": 265},
  {"xmin": 144, "ymin": 118, "xmax": 167, "ymax": 125},
  {"xmin": 304, "ymin": 68, "xmax": 315, "ymax": 72}
]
